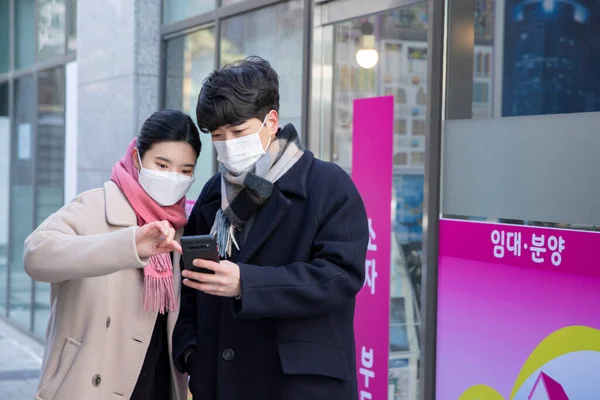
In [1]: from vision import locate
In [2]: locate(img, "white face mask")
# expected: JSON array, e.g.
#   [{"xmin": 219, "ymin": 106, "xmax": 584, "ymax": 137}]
[
  {"xmin": 213, "ymin": 115, "xmax": 272, "ymax": 174},
  {"xmin": 137, "ymin": 151, "xmax": 195, "ymax": 206}
]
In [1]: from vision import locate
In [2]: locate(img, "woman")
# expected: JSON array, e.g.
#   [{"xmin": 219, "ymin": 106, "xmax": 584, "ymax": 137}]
[{"xmin": 24, "ymin": 109, "xmax": 200, "ymax": 400}]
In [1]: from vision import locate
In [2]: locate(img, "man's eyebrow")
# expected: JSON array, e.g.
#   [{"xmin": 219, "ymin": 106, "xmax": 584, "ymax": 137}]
[{"xmin": 182, "ymin": 163, "xmax": 196, "ymax": 168}]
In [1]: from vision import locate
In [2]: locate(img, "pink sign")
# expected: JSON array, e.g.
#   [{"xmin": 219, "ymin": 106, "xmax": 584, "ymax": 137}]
[
  {"xmin": 437, "ymin": 219, "xmax": 600, "ymax": 399},
  {"xmin": 352, "ymin": 96, "xmax": 393, "ymax": 400},
  {"xmin": 185, "ymin": 199, "xmax": 196, "ymax": 217}
]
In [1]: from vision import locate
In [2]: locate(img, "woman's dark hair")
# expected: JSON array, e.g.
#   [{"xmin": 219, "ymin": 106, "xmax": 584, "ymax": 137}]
[
  {"xmin": 196, "ymin": 56, "xmax": 280, "ymax": 133},
  {"xmin": 137, "ymin": 109, "xmax": 201, "ymax": 158}
]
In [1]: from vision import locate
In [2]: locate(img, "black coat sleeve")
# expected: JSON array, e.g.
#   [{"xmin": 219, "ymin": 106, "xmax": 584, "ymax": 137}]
[
  {"xmin": 234, "ymin": 164, "xmax": 369, "ymax": 319},
  {"xmin": 172, "ymin": 187, "xmax": 209, "ymax": 373}
]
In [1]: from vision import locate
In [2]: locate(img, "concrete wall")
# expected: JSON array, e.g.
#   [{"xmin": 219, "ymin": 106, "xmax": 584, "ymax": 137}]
[{"xmin": 77, "ymin": 0, "xmax": 161, "ymax": 192}]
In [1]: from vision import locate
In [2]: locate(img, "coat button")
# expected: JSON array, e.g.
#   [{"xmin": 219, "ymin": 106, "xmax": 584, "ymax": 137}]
[
  {"xmin": 92, "ymin": 374, "xmax": 102, "ymax": 387},
  {"xmin": 106, "ymin": 317, "xmax": 111, "ymax": 328},
  {"xmin": 222, "ymin": 348, "xmax": 235, "ymax": 361}
]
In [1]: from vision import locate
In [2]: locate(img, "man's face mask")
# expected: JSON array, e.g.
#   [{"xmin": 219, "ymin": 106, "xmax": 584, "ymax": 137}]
[
  {"xmin": 213, "ymin": 115, "xmax": 272, "ymax": 174},
  {"xmin": 137, "ymin": 150, "xmax": 195, "ymax": 206}
]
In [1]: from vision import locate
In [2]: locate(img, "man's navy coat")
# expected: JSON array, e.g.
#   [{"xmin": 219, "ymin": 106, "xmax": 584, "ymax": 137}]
[{"xmin": 173, "ymin": 150, "xmax": 369, "ymax": 400}]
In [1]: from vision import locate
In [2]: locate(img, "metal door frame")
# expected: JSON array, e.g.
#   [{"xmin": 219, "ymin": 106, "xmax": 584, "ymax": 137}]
[{"xmin": 309, "ymin": 0, "xmax": 446, "ymax": 399}]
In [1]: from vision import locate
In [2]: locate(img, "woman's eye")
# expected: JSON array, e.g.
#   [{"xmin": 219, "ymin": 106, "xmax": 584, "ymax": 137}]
[
  {"xmin": 233, "ymin": 129, "xmax": 243, "ymax": 134},
  {"xmin": 182, "ymin": 170, "xmax": 193, "ymax": 176},
  {"xmin": 157, "ymin": 163, "xmax": 168, "ymax": 169}
]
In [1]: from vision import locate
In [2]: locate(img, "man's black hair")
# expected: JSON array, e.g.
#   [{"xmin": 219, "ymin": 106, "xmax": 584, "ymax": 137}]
[{"xmin": 195, "ymin": 56, "xmax": 280, "ymax": 133}]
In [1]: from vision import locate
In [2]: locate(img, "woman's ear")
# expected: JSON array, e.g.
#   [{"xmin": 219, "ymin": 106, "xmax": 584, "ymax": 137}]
[{"xmin": 132, "ymin": 148, "xmax": 141, "ymax": 170}]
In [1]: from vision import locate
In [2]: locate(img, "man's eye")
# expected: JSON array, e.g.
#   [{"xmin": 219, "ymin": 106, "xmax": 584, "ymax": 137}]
[
  {"xmin": 182, "ymin": 170, "xmax": 193, "ymax": 175},
  {"xmin": 233, "ymin": 129, "xmax": 243, "ymax": 134}
]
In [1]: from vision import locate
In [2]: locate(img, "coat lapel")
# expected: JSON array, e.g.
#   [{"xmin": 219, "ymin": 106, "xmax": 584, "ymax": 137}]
[
  {"xmin": 103, "ymin": 181, "xmax": 138, "ymax": 227},
  {"xmin": 200, "ymin": 198, "xmax": 221, "ymax": 230},
  {"xmin": 238, "ymin": 186, "xmax": 291, "ymax": 263},
  {"xmin": 203, "ymin": 151, "xmax": 314, "ymax": 263}
]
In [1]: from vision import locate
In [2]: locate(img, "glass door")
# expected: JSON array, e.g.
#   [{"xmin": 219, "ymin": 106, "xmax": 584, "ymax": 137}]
[{"xmin": 310, "ymin": 1, "xmax": 428, "ymax": 398}]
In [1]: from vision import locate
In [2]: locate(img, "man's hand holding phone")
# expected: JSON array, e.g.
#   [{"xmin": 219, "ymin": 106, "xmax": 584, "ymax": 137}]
[
  {"xmin": 182, "ymin": 259, "xmax": 241, "ymax": 298},
  {"xmin": 181, "ymin": 235, "xmax": 241, "ymax": 297}
]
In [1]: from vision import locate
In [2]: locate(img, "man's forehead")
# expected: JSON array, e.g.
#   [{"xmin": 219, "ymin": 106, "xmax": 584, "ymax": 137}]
[{"xmin": 213, "ymin": 119, "xmax": 259, "ymax": 132}]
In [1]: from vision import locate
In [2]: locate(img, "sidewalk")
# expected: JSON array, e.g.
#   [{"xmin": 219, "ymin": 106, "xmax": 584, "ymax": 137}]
[{"xmin": 0, "ymin": 318, "xmax": 43, "ymax": 400}]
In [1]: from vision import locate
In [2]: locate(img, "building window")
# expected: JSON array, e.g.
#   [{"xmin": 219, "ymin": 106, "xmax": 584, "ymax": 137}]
[
  {"xmin": 220, "ymin": 0, "xmax": 305, "ymax": 131},
  {"xmin": 163, "ymin": 0, "xmax": 215, "ymax": 24},
  {"xmin": 9, "ymin": 75, "xmax": 35, "ymax": 328},
  {"xmin": 67, "ymin": 0, "xmax": 77, "ymax": 52},
  {"xmin": 0, "ymin": 0, "xmax": 8, "ymax": 73},
  {"xmin": 37, "ymin": 0, "xmax": 67, "ymax": 62},
  {"xmin": 32, "ymin": 67, "xmax": 65, "ymax": 335},
  {"xmin": 2, "ymin": 0, "xmax": 75, "ymax": 334},
  {"xmin": 164, "ymin": 28, "xmax": 216, "ymax": 201},
  {"xmin": 0, "ymin": 82, "xmax": 9, "ymax": 313},
  {"xmin": 16, "ymin": 0, "xmax": 36, "ymax": 69}
]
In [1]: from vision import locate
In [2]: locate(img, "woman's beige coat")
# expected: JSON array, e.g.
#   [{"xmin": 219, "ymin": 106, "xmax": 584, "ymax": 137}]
[{"xmin": 24, "ymin": 181, "xmax": 188, "ymax": 400}]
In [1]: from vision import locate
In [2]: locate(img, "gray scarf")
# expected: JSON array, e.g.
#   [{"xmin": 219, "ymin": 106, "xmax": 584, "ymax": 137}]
[{"xmin": 210, "ymin": 124, "xmax": 305, "ymax": 258}]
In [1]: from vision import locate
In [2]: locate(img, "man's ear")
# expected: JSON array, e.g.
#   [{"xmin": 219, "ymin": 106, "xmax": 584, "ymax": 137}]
[{"xmin": 267, "ymin": 110, "xmax": 279, "ymax": 134}]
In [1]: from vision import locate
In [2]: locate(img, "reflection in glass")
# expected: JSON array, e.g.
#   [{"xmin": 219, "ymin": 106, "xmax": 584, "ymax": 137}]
[
  {"xmin": 315, "ymin": 5, "xmax": 428, "ymax": 398},
  {"xmin": 0, "ymin": 82, "xmax": 9, "ymax": 313},
  {"xmin": 163, "ymin": 0, "xmax": 214, "ymax": 24},
  {"xmin": 467, "ymin": 0, "xmax": 600, "ymax": 119},
  {"xmin": 9, "ymin": 76, "xmax": 35, "ymax": 328},
  {"xmin": 220, "ymin": 1, "xmax": 304, "ymax": 132},
  {"xmin": 165, "ymin": 29, "xmax": 216, "ymax": 202},
  {"xmin": 37, "ymin": 0, "xmax": 66, "ymax": 61},
  {"xmin": 16, "ymin": 0, "xmax": 35, "ymax": 69},
  {"xmin": 33, "ymin": 67, "xmax": 66, "ymax": 335},
  {"xmin": 330, "ymin": 7, "xmax": 428, "ymax": 170},
  {"xmin": 0, "ymin": 0, "xmax": 8, "ymax": 73}
]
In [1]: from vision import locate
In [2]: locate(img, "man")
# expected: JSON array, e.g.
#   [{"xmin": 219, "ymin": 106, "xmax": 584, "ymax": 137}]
[{"xmin": 173, "ymin": 56, "xmax": 368, "ymax": 400}]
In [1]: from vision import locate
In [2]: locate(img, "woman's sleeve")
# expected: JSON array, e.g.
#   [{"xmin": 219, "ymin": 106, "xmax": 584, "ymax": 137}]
[{"xmin": 24, "ymin": 191, "xmax": 148, "ymax": 283}]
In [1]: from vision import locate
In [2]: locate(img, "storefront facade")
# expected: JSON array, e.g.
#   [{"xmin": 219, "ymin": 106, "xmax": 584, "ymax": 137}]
[{"xmin": 1, "ymin": 0, "xmax": 599, "ymax": 397}]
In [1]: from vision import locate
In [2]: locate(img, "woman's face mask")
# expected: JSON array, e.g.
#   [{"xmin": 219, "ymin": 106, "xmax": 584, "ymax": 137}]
[
  {"xmin": 137, "ymin": 151, "xmax": 195, "ymax": 206},
  {"xmin": 213, "ymin": 115, "xmax": 272, "ymax": 174}
]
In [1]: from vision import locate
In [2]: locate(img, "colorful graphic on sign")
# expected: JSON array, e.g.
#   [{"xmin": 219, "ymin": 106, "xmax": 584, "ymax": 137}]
[
  {"xmin": 352, "ymin": 96, "xmax": 394, "ymax": 400},
  {"xmin": 436, "ymin": 219, "xmax": 600, "ymax": 400}
]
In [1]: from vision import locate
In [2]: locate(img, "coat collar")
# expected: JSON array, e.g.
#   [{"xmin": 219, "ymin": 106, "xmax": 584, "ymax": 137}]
[
  {"xmin": 104, "ymin": 181, "xmax": 138, "ymax": 227},
  {"xmin": 203, "ymin": 150, "xmax": 314, "ymax": 204},
  {"xmin": 274, "ymin": 150, "xmax": 313, "ymax": 198},
  {"xmin": 199, "ymin": 151, "xmax": 315, "ymax": 262},
  {"xmin": 104, "ymin": 180, "xmax": 184, "ymax": 242}
]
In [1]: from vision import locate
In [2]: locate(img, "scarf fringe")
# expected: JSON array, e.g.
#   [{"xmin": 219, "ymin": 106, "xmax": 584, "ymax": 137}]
[
  {"xmin": 211, "ymin": 209, "xmax": 239, "ymax": 259},
  {"xmin": 143, "ymin": 274, "xmax": 177, "ymax": 314}
]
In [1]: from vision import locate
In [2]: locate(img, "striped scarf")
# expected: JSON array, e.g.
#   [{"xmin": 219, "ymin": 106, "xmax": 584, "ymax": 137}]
[{"xmin": 211, "ymin": 124, "xmax": 305, "ymax": 258}]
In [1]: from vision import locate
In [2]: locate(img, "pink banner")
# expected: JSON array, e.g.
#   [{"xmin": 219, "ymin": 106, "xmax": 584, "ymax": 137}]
[
  {"xmin": 439, "ymin": 219, "xmax": 596, "ymax": 278},
  {"xmin": 185, "ymin": 199, "xmax": 195, "ymax": 217},
  {"xmin": 437, "ymin": 219, "xmax": 600, "ymax": 399},
  {"xmin": 352, "ymin": 96, "xmax": 393, "ymax": 400}
]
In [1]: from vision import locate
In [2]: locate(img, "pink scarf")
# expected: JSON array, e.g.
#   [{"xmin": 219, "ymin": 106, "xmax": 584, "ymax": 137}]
[{"xmin": 110, "ymin": 139, "xmax": 188, "ymax": 313}]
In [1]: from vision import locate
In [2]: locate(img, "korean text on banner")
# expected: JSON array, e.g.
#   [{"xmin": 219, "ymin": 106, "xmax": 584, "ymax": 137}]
[
  {"xmin": 436, "ymin": 219, "xmax": 600, "ymax": 400},
  {"xmin": 352, "ymin": 96, "xmax": 393, "ymax": 400}
]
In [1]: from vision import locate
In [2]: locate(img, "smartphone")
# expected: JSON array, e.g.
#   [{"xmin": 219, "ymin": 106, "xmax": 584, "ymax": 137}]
[{"xmin": 181, "ymin": 235, "xmax": 219, "ymax": 275}]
